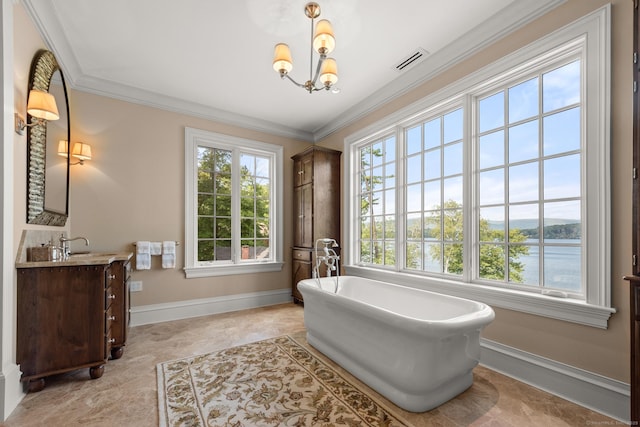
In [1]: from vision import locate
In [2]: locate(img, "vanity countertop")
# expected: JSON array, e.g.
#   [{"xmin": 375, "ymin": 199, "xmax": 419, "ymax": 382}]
[{"xmin": 16, "ymin": 251, "xmax": 133, "ymax": 269}]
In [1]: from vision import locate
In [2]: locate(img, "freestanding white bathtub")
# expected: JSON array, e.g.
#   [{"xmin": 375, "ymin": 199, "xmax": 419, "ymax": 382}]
[{"xmin": 297, "ymin": 275, "xmax": 495, "ymax": 412}]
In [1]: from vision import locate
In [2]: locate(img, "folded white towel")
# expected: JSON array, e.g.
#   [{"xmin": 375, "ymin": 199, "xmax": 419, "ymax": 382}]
[
  {"xmin": 136, "ymin": 253, "xmax": 151, "ymax": 270},
  {"xmin": 162, "ymin": 254, "xmax": 175, "ymax": 269},
  {"xmin": 136, "ymin": 241, "xmax": 151, "ymax": 270},
  {"xmin": 136, "ymin": 241, "xmax": 150, "ymax": 254},
  {"xmin": 162, "ymin": 241, "xmax": 176, "ymax": 254},
  {"xmin": 150, "ymin": 241, "xmax": 162, "ymax": 256},
  {"xmin": 162, "ymin": 241, "xmax": 176, "ymax": 269}
]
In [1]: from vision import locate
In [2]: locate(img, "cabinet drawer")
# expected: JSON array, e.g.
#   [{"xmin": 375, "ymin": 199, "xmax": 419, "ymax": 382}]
[
  {"xmin": 105, "ymin": 329, "xmax": 114, "ymax": 360},
  {"xmin": 292, "ymin": 250, "xmax": 311, "ymax": 262},
  {"xmin": 105, "ymin": 304, "xmax": 114, "ymax": 332},
  {"xmin": 105, "ymin": 286, "xmax": 116, "ymax": 310}
]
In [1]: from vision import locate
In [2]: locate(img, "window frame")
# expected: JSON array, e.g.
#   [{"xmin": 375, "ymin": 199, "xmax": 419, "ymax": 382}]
[
  {"xmin": 472, "ymin": 55, "xmax": 584, "ymax": 297},
  {"xmin": 343, "ymin": 6, "xmax": 614, "ymax": 328},
  {"xmin": 184, "ymin": 127, "xmax": 284, "ymax": 278}
]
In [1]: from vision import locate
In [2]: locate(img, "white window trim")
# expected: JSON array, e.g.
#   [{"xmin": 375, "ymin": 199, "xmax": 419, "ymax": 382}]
[
  {"xmin": 184, "ymin": 127, "xmax": 284, "ymax": 278},
  {"xmin": 343, "ymin": 6, "xmax": 615, "ymax": 328}
]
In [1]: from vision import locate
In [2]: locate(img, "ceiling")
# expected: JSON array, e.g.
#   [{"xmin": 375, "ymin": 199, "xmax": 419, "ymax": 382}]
[{"xmin": 22, "ymin": 0, "xmax": 565, "ymax": 142}]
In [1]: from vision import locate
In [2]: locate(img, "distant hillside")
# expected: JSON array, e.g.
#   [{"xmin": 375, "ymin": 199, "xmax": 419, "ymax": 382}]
[
  {"xmin": 408, "ymin": 217, "xmax": 581, "ymax": 239},
  {"xmin": 486, "ymin": 218, "xmax": 580, "ymax": 231},
  {"xmin": 521, "ymin": 222, "xmax": 581, "ymax": 239}
]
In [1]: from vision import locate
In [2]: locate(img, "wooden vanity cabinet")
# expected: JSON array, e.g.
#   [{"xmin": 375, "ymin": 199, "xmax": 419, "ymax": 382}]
[
  {"xmin": 107, "ymin": 260, "xmax": 131, "ymax": 359},
  {"xmin": 291, "ymin": 146, "xmax": 341, "ymax": 302},
  {"xmin": 16, "ymin": 258, "xmax": 130, "ymax": 392}
]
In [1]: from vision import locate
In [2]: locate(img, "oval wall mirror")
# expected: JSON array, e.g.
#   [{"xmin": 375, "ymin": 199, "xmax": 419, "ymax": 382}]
[{"xmin": 26, "ymin": 50, "xmax": 70, "ymax": 226}]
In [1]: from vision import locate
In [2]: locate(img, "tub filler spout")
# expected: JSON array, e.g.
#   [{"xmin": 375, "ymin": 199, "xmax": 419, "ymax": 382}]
[{"xmin": 313, "ymin": 238, "xmax": 340, "ymax": 292}]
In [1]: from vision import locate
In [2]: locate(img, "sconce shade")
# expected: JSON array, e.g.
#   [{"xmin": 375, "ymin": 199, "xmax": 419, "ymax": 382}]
[
  {"xmin": 26, "ymin": 90, "xmax": 59, "ymax": 121},
  {"xmin": 313, "ymin": 19, "xmax": 335, "ymax": 54},
  {"xmin": 319, "ymin": 58, "xmax": 338, "ymax": 86},
  {"xmin": 273, "ymin": 43, "xmax": 293, "ymax": 73},
  {"xmin": 72, "ymin": 142, "xmax": 92, "ymax": 161},
  {"xmin": 57, "ymin": 140, "xmax": 69, "ymax": 158}
]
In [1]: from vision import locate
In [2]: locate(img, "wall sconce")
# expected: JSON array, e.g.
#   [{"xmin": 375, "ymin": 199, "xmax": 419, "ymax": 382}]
[
  {"xmin": 14, "ymin": 89, "xmax": 60, "ymax": 135},
  {"xmin": 58, "ymin": 141, "xmax": 92, "ymax": 165}
]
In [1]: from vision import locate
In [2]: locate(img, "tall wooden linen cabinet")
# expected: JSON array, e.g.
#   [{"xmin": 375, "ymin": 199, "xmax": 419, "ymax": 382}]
[{"xmin": 291, "ymin": 146, "xmax": 341, "ymax": 302}]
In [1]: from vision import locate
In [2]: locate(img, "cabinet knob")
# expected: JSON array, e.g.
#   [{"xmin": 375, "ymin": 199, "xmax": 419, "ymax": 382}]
[
  {"xmin": 108, "ymin": 274, "xmax": 116, "ymax": 280},
  {"xmin": 108, "ymin": 294, "xmax": 116, "ymax": 300},
  {"xmin": 298, "ymin": 170, "xmax": 304, "ymax": 175},
  {"xmin": 108, "ymin": 315, "xmax": 116, "ymax": 321},
  {"xmin": 109, "ymin": 338, "xmax": 116, "ymax": 344}
]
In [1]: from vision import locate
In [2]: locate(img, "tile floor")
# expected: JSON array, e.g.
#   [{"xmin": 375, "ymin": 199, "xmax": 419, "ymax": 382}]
[{"xmin": 2, "ymin": 303, "xmax": 619, "ymax": 426}]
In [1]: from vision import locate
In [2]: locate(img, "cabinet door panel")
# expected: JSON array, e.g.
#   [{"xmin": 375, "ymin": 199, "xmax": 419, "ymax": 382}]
[
  {"xmin": 17, "ymin": 266, "xmax": 106, "ymax": 378},
  {"xmin": 293, "ymin": 184, "xmax": 313, "ymax": 248},
  {"xmin": 293, "ymin": 155, "xmax": 314, "ymax": 187},
  {"xmin": 300, "ymin": 184, "xmax": 313, "ymax": 247},
  {"xmin": 292, "ymin": 257, "xmax": 311, "ymax": 302}
]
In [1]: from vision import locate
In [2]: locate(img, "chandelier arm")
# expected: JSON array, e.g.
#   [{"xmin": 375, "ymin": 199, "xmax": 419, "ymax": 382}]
[
  {"xmin": 282, "ymin": 73, "xmax": 306, "ymax": 89},
  {"xmin": 309, "ymin": 16, "xmax": 315, "ymax": 88},
  {"xmin": 310, "ymin": 54, "xmax": 326, "ymax": 87}
]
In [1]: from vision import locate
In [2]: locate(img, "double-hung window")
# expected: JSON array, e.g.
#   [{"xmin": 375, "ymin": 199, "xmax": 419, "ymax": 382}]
[
  {"xmin": 476, "ymin": 60, "xmax": 582, "ymax": 293},
  {"xmin": 405, "ymin": 107, "xmax": 465, "ymax": 275},
  {"xmin": 345, "ymin": 7, "xmax": 614, "ymax": 328},
  {"xmin": 184, "ymin": 127, "xmax": 283, "ymax": 278}
]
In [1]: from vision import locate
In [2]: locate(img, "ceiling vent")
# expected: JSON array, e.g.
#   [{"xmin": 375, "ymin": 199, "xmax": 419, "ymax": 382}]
[{"xmin": 394, "ymin": 48, "xmax": 429, "ymax": 73}]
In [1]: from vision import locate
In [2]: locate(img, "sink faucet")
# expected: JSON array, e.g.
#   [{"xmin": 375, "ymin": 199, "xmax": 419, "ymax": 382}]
[{"xmin": 59, "ymin": 235, "xmax": 90, "ymax": 259}]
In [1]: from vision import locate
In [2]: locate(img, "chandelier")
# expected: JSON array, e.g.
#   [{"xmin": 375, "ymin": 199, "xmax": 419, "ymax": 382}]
[{"xmin": 272, "ymin": 2, "xmax": 338, "ymax": 93}]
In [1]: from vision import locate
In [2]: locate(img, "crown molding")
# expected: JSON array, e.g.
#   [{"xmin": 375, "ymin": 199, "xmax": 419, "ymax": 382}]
[
  {"xmin": 312, "ymin": 0, "xmax": 567, "ymax": 141},
  {"xmin": 20, "ymin": 0, "xmax": 314, "ymax": 142},
  {"xmin": 22, "ymin": 0, "xmax": 566, "ymax": 144},
  {"xmin": 73, "ymin": 74, "xmax": 314, "ymax": 141}
]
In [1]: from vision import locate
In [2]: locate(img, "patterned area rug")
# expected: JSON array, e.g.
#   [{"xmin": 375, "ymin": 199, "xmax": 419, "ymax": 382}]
[{"xmin": 157, "ymin": 335, "xmax": 408, "ymax": 426}]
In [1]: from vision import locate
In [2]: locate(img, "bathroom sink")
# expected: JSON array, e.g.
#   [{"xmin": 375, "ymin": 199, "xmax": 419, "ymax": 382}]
[{"xmin": 68, "ymin": 252, "xmax": 118, "ymax": 258}]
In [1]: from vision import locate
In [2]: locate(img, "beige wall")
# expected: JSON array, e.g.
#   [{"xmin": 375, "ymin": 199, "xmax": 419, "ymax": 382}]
[
  {"xmin": 317, "ymin": 0, "xmax": 631, "ymax": 383},
  {"xmin": 67, "ymin": 90, "xmax": 310, "ymax": 305},
  {"xmin": 10, "ymin": 0, "xmax": 630, "ymax": 388}
]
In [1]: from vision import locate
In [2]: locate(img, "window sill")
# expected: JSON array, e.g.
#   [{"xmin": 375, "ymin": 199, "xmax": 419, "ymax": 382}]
[
  {"xmin": 344, "ymin": 266, "xmax": 616, "ymax": 329},
  {"xmin": 184, "ymin": 262, "xmax": 284, "ymax": 278}
]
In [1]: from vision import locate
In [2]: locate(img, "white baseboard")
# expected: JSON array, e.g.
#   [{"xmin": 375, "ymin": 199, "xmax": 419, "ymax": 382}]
[
  {"xmin": 0, "ymin": 363, "xmax": 25, "ymax": 421},
  {"xmin": 480, "ymin": 338, "xmax": 629, "ymax": 423},
  {"xmin": 129, "ymin": 288, "xmax": 293, "ymax": 326}
]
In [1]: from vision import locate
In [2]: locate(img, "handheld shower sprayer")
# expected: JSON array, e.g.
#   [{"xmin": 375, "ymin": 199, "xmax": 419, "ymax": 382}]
[{"xmin": 313, "ymin": 238, "xmax": 340, "ymax": 292}]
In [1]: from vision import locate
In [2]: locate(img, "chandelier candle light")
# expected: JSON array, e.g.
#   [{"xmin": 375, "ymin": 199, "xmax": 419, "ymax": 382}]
[{"xmin": 272, "ymin": 2, "xmax": 338, "ymax": 93}]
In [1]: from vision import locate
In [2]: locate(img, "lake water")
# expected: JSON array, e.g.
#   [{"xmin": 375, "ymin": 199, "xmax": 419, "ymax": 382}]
[{"xmin": 517, "ymin": 239, "xmax": 581, "ymax": 292}]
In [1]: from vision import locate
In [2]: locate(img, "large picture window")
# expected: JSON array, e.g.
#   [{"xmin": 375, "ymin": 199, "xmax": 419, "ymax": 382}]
[
  {"xmin": 476, "ymin": 59, "xmax": 582, "ymax": 296},
  {"xmin": 184, "ymin": 128, "xmax": 283, "ymax": 278},
  {"xmin": 358, "ymin": 134, "xmax": 397, "ymax": 266},
  {"xmin": 404, "ymin": 108, "xmax": 464, "ymax": 275},
  {"xmin": 345, "ymin": 7, "xmax": 614, "ymax": 328}
]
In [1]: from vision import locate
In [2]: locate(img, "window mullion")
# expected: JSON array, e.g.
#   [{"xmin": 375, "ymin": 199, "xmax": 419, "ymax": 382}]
[
  {"xmin": 463, "ymin": 95, "xmax": 474, "ymax": 283},
  {"xmin": 396, "ymin": 125, "xmax": 406, "ymax": 272},
  {"xmin": 537, "ymin": 73, "xmax": 545, "ymax": 290},
  {"xmin": 503, "ymin": 88, "xmax": 510, "ymax": 283},
  {"xmin": 231, "ymin": 149, "xmax": 241, "ymax": 264}
]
